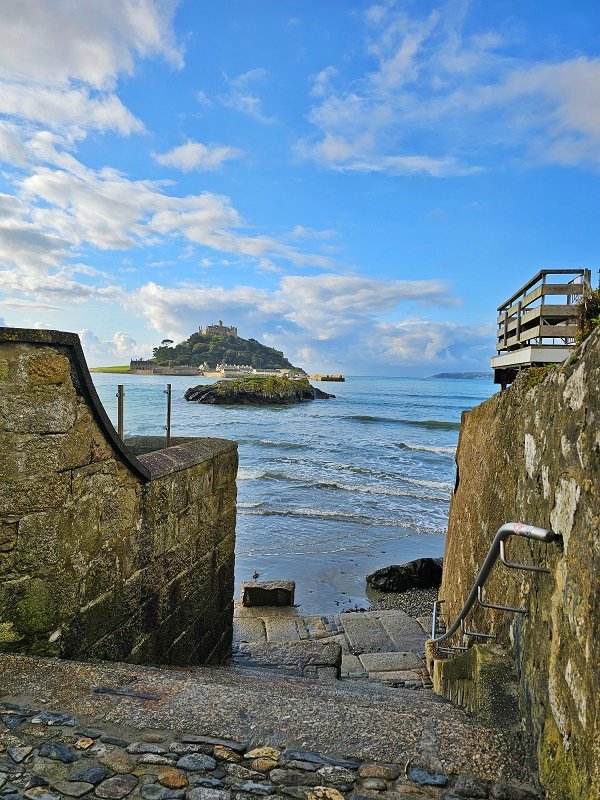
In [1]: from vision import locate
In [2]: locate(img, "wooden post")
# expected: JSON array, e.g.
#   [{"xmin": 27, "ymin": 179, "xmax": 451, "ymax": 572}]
[
  {"xmin": 116, "ymin": 385, "xmax": 124, "ymax": 439},
  {"xmin": 503, "ymin": 311, "xmax": 508, "ymax": 347},
  {"xmin": 516, "ymin": 300, "xmax": 522, "ymax": 343}
]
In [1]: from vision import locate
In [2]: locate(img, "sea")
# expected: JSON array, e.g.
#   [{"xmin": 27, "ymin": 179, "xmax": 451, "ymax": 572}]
[{"xmin": 91, "ymin": 374, "xmax": 495, "ymax": 614}]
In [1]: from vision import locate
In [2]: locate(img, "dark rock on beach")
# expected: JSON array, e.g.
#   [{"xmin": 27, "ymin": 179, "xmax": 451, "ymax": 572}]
[
  {"xmin": 366, "ymin": 558, "xmax": 443, "ymax": 593},
  {"xmin": 185, "ymin": 376, "xmax": 334, "ymax": 405}
]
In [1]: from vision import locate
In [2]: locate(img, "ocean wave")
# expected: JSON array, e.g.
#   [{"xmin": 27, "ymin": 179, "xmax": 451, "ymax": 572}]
[
  {"xmin": 344, "ymin": 415, "xmax": 460, "ymax": 430},
  {"xmin": 237, "ymin": 505, "xmax": 447, "ymax": 536},
  {"xmin": 395, "ymin": 442, "xmax": 456, "ymax": 455},
  {"xmin": 300, "ymin": 479, "xmax": 449, "ymax": 502},
  {"xmin": 237, "ymin": 507, "xmax": 406, "ymax": 526}
]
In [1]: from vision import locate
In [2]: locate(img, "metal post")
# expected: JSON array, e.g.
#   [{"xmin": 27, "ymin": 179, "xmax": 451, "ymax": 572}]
[
  {"xmin": 164, "ymin": 383, "xmax": 172, "ymax": 447},
  {"xmin": 116, "ymin": 385, "xmax": 124, "ymax": 439}
]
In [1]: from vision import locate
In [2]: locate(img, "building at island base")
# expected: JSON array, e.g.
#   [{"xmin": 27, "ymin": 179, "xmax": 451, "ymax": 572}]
[{"xmin": 491, "ymin": 268, "xmax": 592, "ymax": 388}]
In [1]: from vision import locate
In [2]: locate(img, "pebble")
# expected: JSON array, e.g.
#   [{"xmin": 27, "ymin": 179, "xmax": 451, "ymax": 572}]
[
  {"xmin": 95, "ymin": 773, "xmax": 138, "ymax": 799},
  {"xmin": 245, "ymin": 749, "xmax": 280, "ymax": 762},
  {"xmin": 181, "ymin": 736, "xmax": 245, "ymax": 753},
  {"xmin": 281, "ymin": 753, "xmax": 360, "ymax": 771},
  {"xmin": 177, "ymin": 754, "xmax": 217, "ymax": 772},
  {"xmin": 225, "ymin": 765, "xmax": 264, "ymax": 781},
  {"xmin": 279, "ymin": 789, "xmax": 311, "ymax": 800},
  {"xmin": 187, "ymin": 789, "xmax": 231, "ymax": 800},
  {"xmin": 139, "ymin": 754, "xmax": 178, "ymax": 765},
  {"xmin": 0, "ymin": 716, "xmax": 26, "ymax": 731},
  {"xmin": 50, "ymin": 780, "xmax": 94, "ymax": 797},
  {"xmin": 97, "ymin": 751, "xmax": 137, "ymax": 774},
  {"xmin": 190, "ymin": 778, "xmax": 224, "ymax": 789},
  {"xmin": 307, "ymin": 788, "xmax": 345, "ymax": 800},
  {"xmin": 156, "ymin": 767, "xmax": 188, "ymax": 789},
  {"xmin": 69, "ymin": 765, "xmax": 109, "ymax": 785},
  {"xmin": 214, "ymin": 747, "xmax": 241, "ymax": 763},
  {"xmin": 248, "ymin": 759, "xmax": 278, "ymax": 773},
  {"xmin": 140, "ymin": 786, "xmax": 185, "ymax": 800},
  {"xmin": 406, "ymin": 766, "xmax": 448, "ymax": 787},
  {"xmin": 101, "ymin": 737, "xmax": 130, "ymax": 748},
  {"xmin": 37, "ymin": 743, "xmax": 78, "ymax": 764},
  {"xmin": 282, "ymin": 762, "xmax": 320, "ymax": 773},
  {"xmin": 359, "ymin": 778, "xmax": 386, "ymax": 791},
  {"xmin": 169, "ymin": 743, "xmax": 213, "ymax": 757},
  {"xmin": 74, "ymin": 737, "xmax": 95, "ymax": 750},
  {"xmin": 315, "ymin": 767, "xmax": 355, "ymax": 786},
  {"xmin": 30, "ymin": 712, "xmax": 75, "ymax": 727},
  {"xmin": 269, "ymin": 771, "xmax": 320, "ymax": 788},
  {"xmin": 229, "ymin": 781, "xmax": 275, "ymax": 795},
  {"xmin": 23, "ymin": 789, "xmax": 59, "ymax": 800},
  {"xmin": 7, "ymin": 748, "xmax": 32, "ymax": 764},
  {"xmin": 357, "ymin": 764, "xmax": 399, "ymax": 781}
]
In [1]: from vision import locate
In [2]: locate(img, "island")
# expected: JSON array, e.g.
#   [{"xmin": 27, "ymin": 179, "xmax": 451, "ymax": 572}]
[{"xmin": 184, "ymin": 375, "xmax": 335, "ymax": 405}]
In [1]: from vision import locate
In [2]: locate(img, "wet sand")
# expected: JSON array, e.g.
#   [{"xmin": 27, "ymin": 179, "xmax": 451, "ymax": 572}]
[{"xmin": 235, "ymin": 532, "xmax": 444, "ymax": 615}]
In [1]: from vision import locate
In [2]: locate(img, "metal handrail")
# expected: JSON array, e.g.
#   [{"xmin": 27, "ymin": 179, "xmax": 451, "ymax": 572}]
[{"xmin": 431, "ymin": 522, "xmax": 556, "ymax": 644}]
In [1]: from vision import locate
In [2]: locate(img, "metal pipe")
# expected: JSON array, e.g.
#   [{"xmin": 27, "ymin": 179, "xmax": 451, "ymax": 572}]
[
  {"xmin": 477, "ymin": 585, "xmax": 527, "ymax": 615},
  {"xmin": 499, "ymin": 539, "xmax": 550, "ymax": 573},
  {"xmin": 430, "ymin": 522, "xmax": 555, "ymax": 644},
  {"xmin": 164, "ymin": 383, "xmax": 172, "ymax": 447},
  {"xmin": 116, "ymin": 384, "xmax": 124, "ymax": 439}
]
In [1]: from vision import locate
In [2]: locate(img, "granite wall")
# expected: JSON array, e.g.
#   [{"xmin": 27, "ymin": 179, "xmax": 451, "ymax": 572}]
[
  {"xmin": 0, "ymin": 328, "xmax": 237, "ymax": 666},
  {"xmin": 434, "ymin": 328, "xmax": 599, "ymax": 799}
]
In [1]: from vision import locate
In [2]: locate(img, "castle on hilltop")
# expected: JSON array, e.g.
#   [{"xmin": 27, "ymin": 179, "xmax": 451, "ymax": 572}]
[{"xmin": 199, "ymin": 320, "xmax": 238, "ymax": 337}]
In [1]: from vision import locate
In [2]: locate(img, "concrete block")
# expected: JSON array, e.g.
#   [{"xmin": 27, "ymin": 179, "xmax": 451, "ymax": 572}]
[{"xmin": 241, "ymin": 580, "xmax": 295, "ymax": 607}]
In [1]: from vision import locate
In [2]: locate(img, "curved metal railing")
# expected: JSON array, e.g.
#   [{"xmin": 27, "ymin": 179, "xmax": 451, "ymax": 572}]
[{"xmin": 430, "ymin": 522, "xmax": 557, "ymax": 645}]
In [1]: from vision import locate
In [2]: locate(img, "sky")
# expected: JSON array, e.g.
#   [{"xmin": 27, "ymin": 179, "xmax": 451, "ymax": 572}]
[{"xmin": 1, "ymin": 0, "xmax": 599, "ymax": 374}]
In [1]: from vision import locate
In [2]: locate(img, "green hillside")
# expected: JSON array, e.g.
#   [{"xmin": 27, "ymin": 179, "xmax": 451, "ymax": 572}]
[{"xmin": 152, "ymin": 332, "xmax": 304, "ymax": 372}]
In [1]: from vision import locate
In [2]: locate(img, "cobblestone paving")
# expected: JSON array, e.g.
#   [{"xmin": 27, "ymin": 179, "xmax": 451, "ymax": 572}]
[{"xmin": 0, "ymin": 699, "xmax": 541, "ymax": 800}]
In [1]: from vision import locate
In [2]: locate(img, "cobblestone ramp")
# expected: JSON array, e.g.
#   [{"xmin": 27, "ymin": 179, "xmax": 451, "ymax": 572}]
[{"xmin": 0, "ymin": 654, "xmax": 542, "ymax": 799}]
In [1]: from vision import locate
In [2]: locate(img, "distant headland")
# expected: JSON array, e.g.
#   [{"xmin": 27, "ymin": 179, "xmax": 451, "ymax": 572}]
[{"xmin": 428, "ymin": 371, "xmax": 492, "ymax": 380}]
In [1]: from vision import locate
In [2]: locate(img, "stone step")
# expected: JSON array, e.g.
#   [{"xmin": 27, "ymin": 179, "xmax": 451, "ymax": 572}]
[
  {"xmin": 0, "ymin": 654, "xmax": 541, "ymax": 796},
  {"xmin": 232, "ymin": 640, "xmax": 342, "ymax": 681}
]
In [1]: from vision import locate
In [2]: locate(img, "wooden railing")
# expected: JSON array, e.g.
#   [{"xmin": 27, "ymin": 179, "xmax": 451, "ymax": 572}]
[{"xmin": 496, "ymin": 269, "xmax": 591, "ymax": 353}]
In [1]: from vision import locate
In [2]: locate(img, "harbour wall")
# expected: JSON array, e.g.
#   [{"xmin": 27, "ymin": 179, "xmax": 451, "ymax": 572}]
[
  {"xmin": 434, "ymin": 327, "xmax": 599, "ymax": 799},
  {"xmin": 0, "ymin": 328, "xmax": 237, "ymax": 666}
]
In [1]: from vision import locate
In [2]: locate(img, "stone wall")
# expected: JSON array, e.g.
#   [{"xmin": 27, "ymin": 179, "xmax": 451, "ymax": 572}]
[
  {"xmin": 435, "ymin": 328, "xmax": 599, "ymax": 800},
  {"xmin": 0, "ymin": 328, "xmax": 237, "ymax": 666}
]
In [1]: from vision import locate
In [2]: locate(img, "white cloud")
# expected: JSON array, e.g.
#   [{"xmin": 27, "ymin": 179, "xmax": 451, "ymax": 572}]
[
  {"xmin": 0, "ymin": 1, "xmax": 182, "ymax": 144},
  {"xmin": 0, "ymin": 80, "xmax": 143, "ymax": 135},
  {"xmin": 221, "ymin": 69, "xmax": 275, "ymax": 124},
  {"xmin": 0, "ymin": 0, "xmax": 182, "ymax": 88},
  {"xmin": 78, "ymin": 329, "xmax": 139, "ymax": 367},
  {"xmin": 299, "ymin": 2, "xmax": 600, "ymax": 174},
  {"xmin": 153, "ymin": 140, "xmax": 243, "ymax": 172},
  {"xmin": 130, "ymin": 274, "xmax": 483, "ymax": 371},
  {"xmin": 365, "ymin": 319, "xmax": 493, "ymax": 365}
]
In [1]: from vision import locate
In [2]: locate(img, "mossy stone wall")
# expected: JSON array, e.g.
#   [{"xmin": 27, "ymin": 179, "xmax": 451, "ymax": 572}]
[
  {"xmin": 0, "ymin": 330, "xmax": 237, "ymax": 666},
  {"xmin": 437, "ymin": 328, "xmax": 599, "ymax": 800}
]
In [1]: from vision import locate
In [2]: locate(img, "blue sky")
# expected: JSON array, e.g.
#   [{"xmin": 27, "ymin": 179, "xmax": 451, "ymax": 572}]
[{"xmin": 1, "ymin": 1, "xmax": 599, "ymax": 374}]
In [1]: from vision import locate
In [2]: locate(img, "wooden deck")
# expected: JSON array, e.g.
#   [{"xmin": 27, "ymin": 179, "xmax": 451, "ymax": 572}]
[{"xmin": 492, "ymin": 269, "xmax": 591, "ymax": 386}]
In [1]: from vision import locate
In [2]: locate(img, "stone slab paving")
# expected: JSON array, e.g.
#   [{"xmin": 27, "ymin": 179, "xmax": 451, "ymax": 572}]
[
  {"xmin": 0, "ymin": 655, "xmax": 542, "ymax": 799},
  {"xmin": 233, "ymin": 607, "xmax": 428, "ymax": 688}
]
